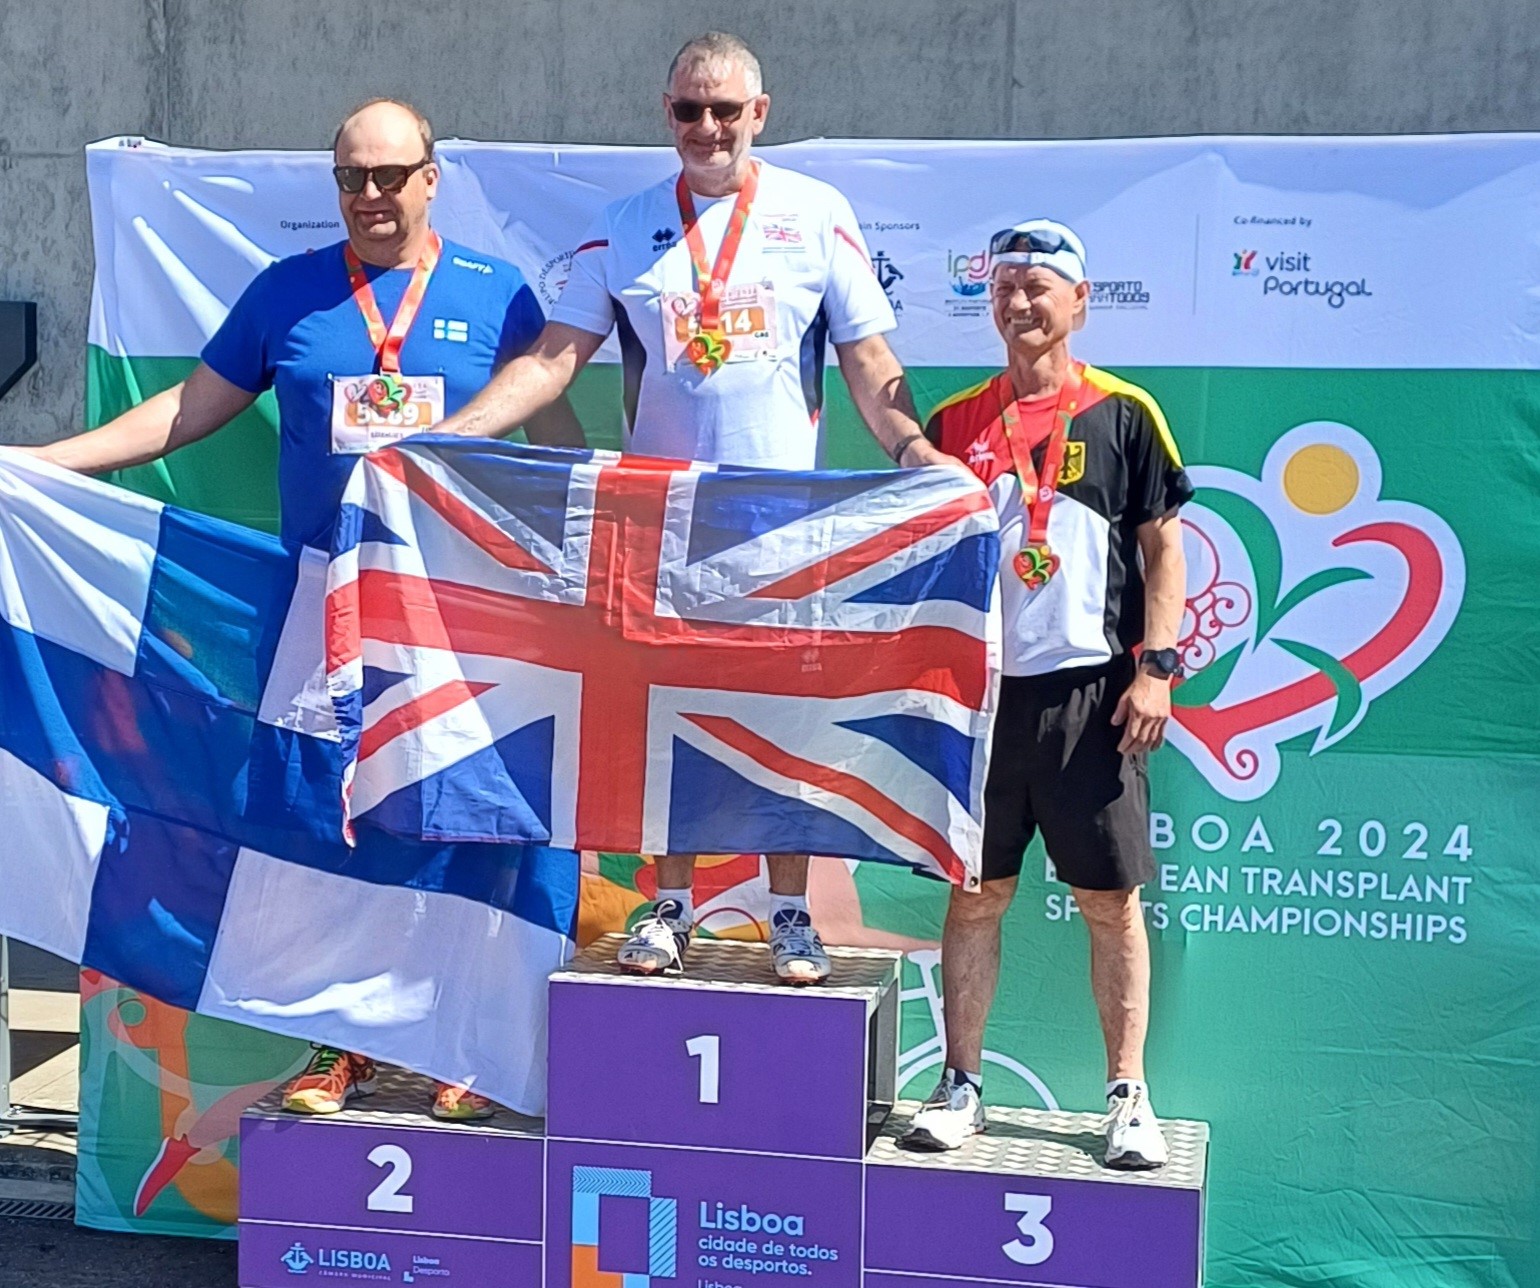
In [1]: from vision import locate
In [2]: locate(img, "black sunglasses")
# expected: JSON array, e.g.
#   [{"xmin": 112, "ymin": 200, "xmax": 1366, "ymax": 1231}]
[
  {"xmin": 332, "ymin": 158, "xmax": 432, "ymax": 195},
  {"xmin": 669, "ymin": 98, "xmax": 752, "ymax": 124},
  {"xmin": 989, "ymin": 227, "xmax": 1074, "ymax": 258}
]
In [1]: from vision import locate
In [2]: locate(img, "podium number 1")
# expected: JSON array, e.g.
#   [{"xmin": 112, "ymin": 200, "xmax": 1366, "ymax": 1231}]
[
  {"xmin": 686, "ymin": 1034, "xmax": 720, "ymax": 1104},
  {"xmin": 1002, "ymin": 1193, "xmax": 1053, "ymax": 1266},
  {"xmin": 366, "ymin": 1143, "xmax": 415, "ymax": 1214}
]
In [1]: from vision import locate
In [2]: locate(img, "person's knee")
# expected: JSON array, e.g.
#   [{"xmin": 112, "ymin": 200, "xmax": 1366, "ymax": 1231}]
[
  {"xmin": 1071, "ymin": 885, "xmax": 1142, "ymax": 930},
  {"xmin": 948, "ymin": 878, "xmax": 1016, "ymax": 926}
]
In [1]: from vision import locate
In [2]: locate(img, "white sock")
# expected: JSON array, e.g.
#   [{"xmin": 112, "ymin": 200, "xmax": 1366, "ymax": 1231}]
[
  {"xmin": 770, "ymin": 893, "xmax": 810, "ymax": 920},
  {"xmin": 655, "ymin": 888, "xmax": 695, "ymax": 921},
  {"xmin": 946, "ymin": 1067, "xmax": 983, "ymax": 1094},
  {"xmin": 1107, "ymin": 1078, "xmax": 1149, "ymax": 1101}
]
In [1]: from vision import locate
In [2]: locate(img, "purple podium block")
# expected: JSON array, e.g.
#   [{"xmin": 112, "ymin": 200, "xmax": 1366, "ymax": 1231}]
[
  {"xmin": 546, "ymin": 1138, "xmax": 862, "ymax": 1288},
  {"xmin": 547, "ymin": 937, "xmax": 899, "ymax": 1160},
  {"xmin": 238, "ymin": 1068, "xmax": 545, "ymax": 1288},
  {"xmin": 863, "ymin": 1103, "xmax": 1209, "ymax": 1288}
]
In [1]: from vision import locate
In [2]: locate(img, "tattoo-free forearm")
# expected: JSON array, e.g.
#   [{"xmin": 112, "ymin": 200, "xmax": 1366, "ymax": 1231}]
[{"xmin": 1142, "ymin": 522, "xmax": 1187, "ymax": 651}]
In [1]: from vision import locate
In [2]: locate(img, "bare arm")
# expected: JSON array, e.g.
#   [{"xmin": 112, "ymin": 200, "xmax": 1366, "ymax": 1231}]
[
  {"xmin": 523, "ymin": 394, "xmax": 589, "ymax": 449},
  {"xmin": 435, "ymin": 321, "xmax": 604, "ymax": 440},
  {"xmin": 833, "ymin": 333, "xmax": 955, "ymax": 468},
  {"xmin": 19, "ymin": 363, "xmax": 256, "ymax": 474},
  {"xmin": 1112, "ymin": 509, "xmax": 1188, "ymax": 753}
]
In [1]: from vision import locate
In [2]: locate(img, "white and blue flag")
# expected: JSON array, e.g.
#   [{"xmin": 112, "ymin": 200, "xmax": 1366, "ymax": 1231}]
[{"xmin": 0, "ymin": 450, "xmax": 576, "ymax": 1115}]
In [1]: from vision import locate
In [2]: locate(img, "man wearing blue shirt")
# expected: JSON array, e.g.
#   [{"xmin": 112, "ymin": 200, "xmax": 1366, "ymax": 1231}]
[{"xmin": 22, "ymin": 98, "xmax": 582, "ymax": 1119}]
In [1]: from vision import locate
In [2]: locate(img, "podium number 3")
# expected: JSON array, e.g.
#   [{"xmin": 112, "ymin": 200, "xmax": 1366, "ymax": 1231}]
[
  {"xmin": 686, "ymin": 1034, "xmax": 720, "ymax": 1104},
  {"xmin": 1002, "ymin": 1193, "xmax": 1053, "ymax": 1265},
  {"xmin": 367, "ymin": 1143, "xmax": 415, "ymax": 1213}
]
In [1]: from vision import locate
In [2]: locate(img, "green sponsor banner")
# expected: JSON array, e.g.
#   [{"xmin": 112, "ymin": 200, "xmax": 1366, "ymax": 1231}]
[{"xmin": 84, "ymin": 350, "xmax": 1540, "ymax": 1284}]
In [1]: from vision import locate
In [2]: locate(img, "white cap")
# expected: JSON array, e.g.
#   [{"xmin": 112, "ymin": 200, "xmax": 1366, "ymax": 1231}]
[{"xmin": 989, "ymin": 219, "xmax": 1088, "ymax": 285}]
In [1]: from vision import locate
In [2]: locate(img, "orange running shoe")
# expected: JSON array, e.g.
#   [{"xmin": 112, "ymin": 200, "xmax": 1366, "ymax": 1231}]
[
  {"xmin": 432, "ymin": 1082, "xmax": 496, "ymax": 1121},
  {"xmin": 281, "ymin": 1047, "xmax": 377, "ymax": 1115}
]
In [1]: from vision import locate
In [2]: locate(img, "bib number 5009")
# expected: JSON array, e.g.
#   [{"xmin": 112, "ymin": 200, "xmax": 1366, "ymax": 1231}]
[{"xmin": 1002, "ymin": 1193, "xmax": 1054, "ymax": 1266}]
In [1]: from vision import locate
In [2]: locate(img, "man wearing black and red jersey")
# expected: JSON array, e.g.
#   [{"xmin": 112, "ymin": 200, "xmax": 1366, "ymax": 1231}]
[{"xmin": 903, "ymin": 220, "xmax": 1191, "ymax": 1168}]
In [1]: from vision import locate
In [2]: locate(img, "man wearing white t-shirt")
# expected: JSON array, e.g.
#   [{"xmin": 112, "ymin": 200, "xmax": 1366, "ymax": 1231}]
[{"xmin": 436, "ymin": 31, "xmax": 952, "ymax": 983}]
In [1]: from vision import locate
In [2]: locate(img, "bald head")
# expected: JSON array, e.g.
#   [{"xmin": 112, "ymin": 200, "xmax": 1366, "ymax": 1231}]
[
  {"xmin": 333, "ymin": 98, "xmax": 434, "ymax": 163},
  {"xmin": 331, "ymin": 98, "xmax": 439, "ymax": 268}
]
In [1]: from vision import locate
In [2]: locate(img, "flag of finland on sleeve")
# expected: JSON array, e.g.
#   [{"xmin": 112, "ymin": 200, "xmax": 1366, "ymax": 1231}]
[{"xmin": 0, "ymin": 450, "xmax": 577, "ymax": 1115}]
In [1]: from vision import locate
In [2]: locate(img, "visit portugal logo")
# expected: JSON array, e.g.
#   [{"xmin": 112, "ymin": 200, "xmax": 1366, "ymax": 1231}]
[{"xmin": 1167, "ymin": 423, "xmax": 1465, "ymax": 801}]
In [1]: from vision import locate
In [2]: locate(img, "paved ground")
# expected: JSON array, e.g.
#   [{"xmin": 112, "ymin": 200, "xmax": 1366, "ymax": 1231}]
[
  {"xmin": 0, "ymin": 1217, "xmax": 236, "ymax": 1287},
  {"xmin": 2, "ymin": 942, "xmax": 80, "ymax": 1175}
]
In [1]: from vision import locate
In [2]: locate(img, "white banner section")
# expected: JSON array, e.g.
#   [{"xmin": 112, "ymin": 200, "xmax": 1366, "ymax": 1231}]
[{"xmin": 87, "ymin": 135, "xmax": 1540, "ymax": 371}]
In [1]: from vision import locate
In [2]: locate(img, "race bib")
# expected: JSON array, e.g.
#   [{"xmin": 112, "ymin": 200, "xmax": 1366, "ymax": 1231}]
[
  {"xmin": 330, "ymin": 373, "xmax": 445, "ymax": 454},
  {"xmin": 661, "ymin": 281, "xmax": 779, "ymax": 372}
]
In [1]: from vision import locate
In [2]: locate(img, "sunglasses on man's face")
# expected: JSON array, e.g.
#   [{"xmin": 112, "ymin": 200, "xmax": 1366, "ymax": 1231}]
[
  {"xmin": 989, "ymin": 227, "xmax": 1075, "ymax": 258},
  {"xmin": 669, "ymin": 98, "xmax": 752, "ymax": 124},
  {"xmin": 332, "ymin": 158, "xmax": 431, "ymax": 195}
]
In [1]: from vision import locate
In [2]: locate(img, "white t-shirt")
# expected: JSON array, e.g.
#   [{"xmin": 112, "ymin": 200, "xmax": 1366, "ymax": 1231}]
[{"xmin": 550, "ymin": 159, "xmax": 896, "ymax": 469}]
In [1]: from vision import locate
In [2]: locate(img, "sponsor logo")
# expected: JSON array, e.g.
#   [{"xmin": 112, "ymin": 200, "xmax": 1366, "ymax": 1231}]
[
  {"xmin": 571, "ymin": 1165, "xmax": 678, "ymax": 1286},
  {"xmin": 281, "ymin": 1242, "xmax": 313, "ymax": 1275},
  {"xmin": 652, "ymin": 227, "xmax": 677, "ymax": 252},
  {"xmin": 537, "ymin": 250, "xmax": 574, "ymax": 309},
  {"xmin": 964, "ymin": 436, "xmax": 995, "ymax": 470},
  {"xmin": 1232, "ymin": 250, "xmax": 1372, "ymax": 308},
  {"xmin": 1089, "ymin": 278, "xmax": 1150, "ymax": 310},
  {"xmin": 871, "ymin": 250, "xmax": 904, "ymax": 314},
  {"xmin": 451, "ymin": 254, "xmax": 493, "ymax": 275},
  {"xmin": 945, "ymin": 248, "xmax": 991, "ymax": 317},
  {"xmin": 432, "ymin": 318, "xmax": 469, "ymax": 343},
  {"xmin": 1168, "ymin": 423, "xmax": 1464, "ymax": 800}
]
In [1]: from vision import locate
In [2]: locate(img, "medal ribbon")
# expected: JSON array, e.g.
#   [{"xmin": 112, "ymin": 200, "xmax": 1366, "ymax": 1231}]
[
  {"xmin": 344, "ymin": 231, "xmax": 442, "ymax": 374},
  {"xmin": 997, "ymin": 361, "xmax": 1082, "ymax": 549},
  {"xmin": 675, "ymin": 161, "xmax": 760, "ymax": 332}
]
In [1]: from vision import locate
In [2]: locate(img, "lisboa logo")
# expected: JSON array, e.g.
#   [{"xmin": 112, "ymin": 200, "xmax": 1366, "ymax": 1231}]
[{"xmin": 1167, "ymin": 422, "xmax": 1465, "ymax": 801}]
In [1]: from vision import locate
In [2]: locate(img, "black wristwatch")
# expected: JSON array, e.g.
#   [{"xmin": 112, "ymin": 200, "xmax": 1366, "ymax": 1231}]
[{"xmin": 1139, "ymin": 648, "xmax": 1185, "ymax": 680}]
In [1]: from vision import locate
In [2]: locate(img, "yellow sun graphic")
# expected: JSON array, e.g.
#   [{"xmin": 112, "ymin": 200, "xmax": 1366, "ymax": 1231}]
[{"xmin": 1283, "ymin": 443, "xmax": 1359, "ymax": 514}]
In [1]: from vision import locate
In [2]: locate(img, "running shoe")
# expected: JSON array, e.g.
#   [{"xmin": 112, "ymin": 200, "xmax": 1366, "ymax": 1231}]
[
  {"xmin": 432, "ymin": 1082, "xmax": 496, "ymax": 1121},
  {"xmin": 1104, "ymin": 1082, "xmax": 1169, "ymax": 1170},
  {"xmin": 902, "ymin": 1071, "xmax": 986, "ymax": 1151},
  {"xmin": 768, "ymin": 908, "xmax": 831, "ymax": 985},
  {"xmin": 280, "ymin": 1046, "xmax": 377, "ymax": 1115},
  {"xmin": 616, "ymin": 899, "xmax": 694, "ymax": 976}
]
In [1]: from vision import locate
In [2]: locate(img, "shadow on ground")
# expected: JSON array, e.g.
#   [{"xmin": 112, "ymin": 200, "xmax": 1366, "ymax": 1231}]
[{"xmin": 0, "ymin": 1218, "xmax": 235, "ymax": 1287}]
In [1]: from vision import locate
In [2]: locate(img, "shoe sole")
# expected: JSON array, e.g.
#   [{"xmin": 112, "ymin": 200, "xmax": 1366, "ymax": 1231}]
[
  {"xmin": 281, "ymin": 1078, "xmax": 376, "ymax": 1116},
  {"xmin": 900, "ymin": 1122, "xmax": 986, "ymax": 1153},
  {"xmin": 431, "ymin": 1104, "xmax": 496, "ymax": 1122},
  {"xmin": 618, "ymin": 956, "xmax": 684, "ymax": 977},
  {"xmin": 1103, "ymin": 1151, "xmax": 1166, "ymax": 1171}
]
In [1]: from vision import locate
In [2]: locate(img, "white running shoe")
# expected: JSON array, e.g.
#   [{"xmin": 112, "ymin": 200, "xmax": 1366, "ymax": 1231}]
[
  {"xmin": 616, "ymin": 899, "xmax": 694, "ymax": 976},
  {"xmin": 769, "ymin": 908, "xmax": 831, "ymax": 984},
  {"xmin": 902, "ymin": 1072, "xmax": 986, "ymax": 1151},
  {"xmin": 1104, "ymin": 1083, "xmax": 1169, "ymax": 1170}
]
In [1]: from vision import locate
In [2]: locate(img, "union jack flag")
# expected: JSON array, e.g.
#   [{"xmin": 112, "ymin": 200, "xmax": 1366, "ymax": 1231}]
[{"xmin": 326, "ymin": 439, "xmax": 1001, "ymax": 886}]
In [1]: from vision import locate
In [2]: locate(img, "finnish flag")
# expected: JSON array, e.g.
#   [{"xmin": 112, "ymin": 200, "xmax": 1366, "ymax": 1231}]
[{"xmin": 0, "ymin": 451, "xmax": 577, "ymax": 1115}]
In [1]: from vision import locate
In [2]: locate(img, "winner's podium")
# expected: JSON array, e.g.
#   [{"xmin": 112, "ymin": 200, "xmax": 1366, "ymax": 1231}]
[{"xmin": 240, "ymin": 939, "xmax": 1207, "ymax": 1288}]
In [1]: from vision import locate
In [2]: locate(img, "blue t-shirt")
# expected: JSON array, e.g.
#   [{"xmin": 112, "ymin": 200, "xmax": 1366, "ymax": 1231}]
[{"xmin": 202, "ymin": 238, "xmax": 544, "ymax": 548}]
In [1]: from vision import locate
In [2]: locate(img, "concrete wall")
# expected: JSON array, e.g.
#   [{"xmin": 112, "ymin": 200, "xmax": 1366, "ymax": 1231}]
[{"xmin": 3, "ymin": 0, "xmax": 1538, "ymax": 443}]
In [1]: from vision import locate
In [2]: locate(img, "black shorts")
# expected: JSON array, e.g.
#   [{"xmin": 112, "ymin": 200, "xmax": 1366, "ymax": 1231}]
[{"xmin": 982, "ymin": 656, "xmax": 1156, "ymax": 891}]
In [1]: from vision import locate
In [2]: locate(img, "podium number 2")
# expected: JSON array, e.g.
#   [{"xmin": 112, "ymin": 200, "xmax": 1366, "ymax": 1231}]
[
  {"xmin": 686, "ymin": 1034, "xmax": 720, "ymax": 1104},
  {"xmin": 366, "ymin": 1143, "xmax": 415, "ymax": 1214},
  {"xmin": 1002, "ymin": 1193, "xmax": 1053, "ymax": 1266}
]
